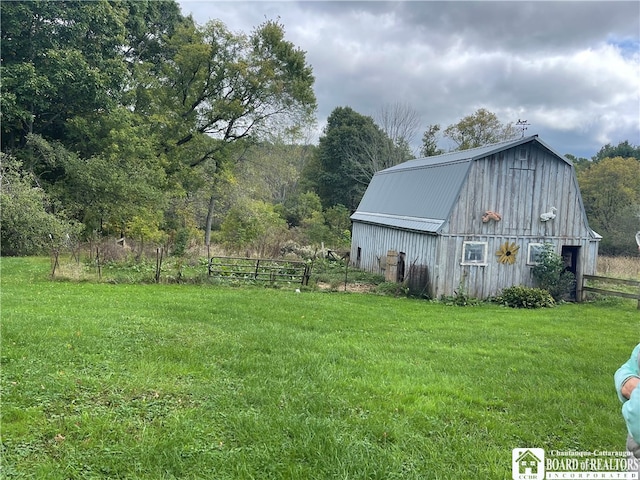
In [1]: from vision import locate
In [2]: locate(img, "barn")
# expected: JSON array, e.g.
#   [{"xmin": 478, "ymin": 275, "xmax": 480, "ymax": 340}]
[{"xmin": 349, "ymin": 135, "xmax": 601, "ymax": 299}]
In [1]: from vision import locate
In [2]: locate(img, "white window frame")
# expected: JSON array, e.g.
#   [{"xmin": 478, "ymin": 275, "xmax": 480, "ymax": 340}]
[
  {"xmin": 527, "ymin": 243, "xmax": 546, "ymax": 265},
  {"xmin": 461, "ymin": 241, "xmax": 488, "ymax": 266}
]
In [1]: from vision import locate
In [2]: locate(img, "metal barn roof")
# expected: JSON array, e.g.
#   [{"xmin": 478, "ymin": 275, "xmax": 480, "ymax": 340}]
[{"xmin": 351, "ymin": 135, "xmax": 570, "ymax": 233}]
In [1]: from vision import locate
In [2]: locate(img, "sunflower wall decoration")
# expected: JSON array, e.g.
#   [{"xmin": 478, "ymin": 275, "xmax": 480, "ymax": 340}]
[{"xmin": 496, "ymin": 241, "xmax": 520, "ymax": 264}]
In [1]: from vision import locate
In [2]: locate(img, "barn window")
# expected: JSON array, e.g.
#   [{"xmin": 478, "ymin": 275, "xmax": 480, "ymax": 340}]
[
  {"xmin": 527, "ymin": 243, "xmax": 546, "ymax": 265},
  {"xmin": 462, "ymin": 241, "xmax": 487, "ymax": 265},
  {"xmin": 519, "ymin": 147, "xmax": 528, "ymax": 160}
]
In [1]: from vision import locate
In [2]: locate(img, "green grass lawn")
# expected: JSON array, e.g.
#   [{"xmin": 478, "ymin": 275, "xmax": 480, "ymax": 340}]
[{"xmin": 1, "ymin": 257, "xmax": 638, "ymax": 479}]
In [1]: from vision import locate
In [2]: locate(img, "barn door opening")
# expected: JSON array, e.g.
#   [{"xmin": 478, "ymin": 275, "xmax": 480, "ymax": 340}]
[
  {"xmin": 398, "ymin": 252, "xmax": 406, "ymax": 282},
  {"xmin": 561, "ymin": 245, "xmax": 580, "ymax": 300}
]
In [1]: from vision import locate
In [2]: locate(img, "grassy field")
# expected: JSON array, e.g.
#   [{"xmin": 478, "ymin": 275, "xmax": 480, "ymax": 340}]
[{"xmin": 1, "ymin": 257, "xmax": 639, "ymax": 479}]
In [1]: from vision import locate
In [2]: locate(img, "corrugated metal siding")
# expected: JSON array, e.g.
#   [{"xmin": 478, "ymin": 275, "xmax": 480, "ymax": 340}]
[{"xmin": 350, "ymin": 222, "xmax": 439, "ymax": 296}]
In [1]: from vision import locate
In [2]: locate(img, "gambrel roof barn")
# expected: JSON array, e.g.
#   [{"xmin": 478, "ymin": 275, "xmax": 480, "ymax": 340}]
[{"xmin": 350, "ymin": 135, "xmax": 600, "ymax": 299}]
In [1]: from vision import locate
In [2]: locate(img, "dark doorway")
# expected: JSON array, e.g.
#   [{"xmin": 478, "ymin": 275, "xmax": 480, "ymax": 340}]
[
  {"xmin": 561, "ymin": 245, "xmax": 580, "ymax": 300},
  {"xmin": 398, "ymin": 252, "xmax": 406, "ymax": 282}
]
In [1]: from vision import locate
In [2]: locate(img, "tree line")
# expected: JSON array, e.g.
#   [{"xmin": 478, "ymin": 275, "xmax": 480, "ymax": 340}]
[{"xmin": 2, "ymin": 1, "xmax": 638, "ymax": 257}]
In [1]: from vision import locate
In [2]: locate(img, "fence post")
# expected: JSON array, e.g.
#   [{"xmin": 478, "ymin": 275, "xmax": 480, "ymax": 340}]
[
  {"xmin": 344, "ymin": 258, "xmax": 349, "ymax": 291},
  {"xmin": 50, "ymin": 248, "xmax": 60, "ymax": 278},
  {"xmin": 577, "ymin": 274, "xmax": 583, "ymax": 303},
  {"xmin": 254, "ymin": 259, "xmax": 260, "ymax": 280},
  {"xmin": 96, "ymin": 246, "xmax": 102, "ymax": 280},
  {"xmin": 155, "ymin": 247, "xmax": 163, "ymax": 283}
]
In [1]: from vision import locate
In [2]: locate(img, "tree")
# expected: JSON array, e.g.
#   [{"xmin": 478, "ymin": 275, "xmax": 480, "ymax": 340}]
[
  {"xmin": 592, "ymin": 140, "xmax": 640, "ymax": 163},
  {"xmin": 564, "ymin": 153, "xmax": 591, "ymax": 174},
  {"xmin": 27, "ymin": 113, "xmax": 168, "ymax": 238},
  {"xmin": 141, "ymin": 18, "xmax": 316, "ymax": 165},
  {"xmin": 120, "ymin": 0, "xmax": 184, "ymax": 69},
  {"xmin": 312, "ymin": 106, "xmax": 410, "ymax": 210},
  {"xmin": 324, "ymin": 204, "xmax": 352, "ymax": 247},
  {"xmin": 578, "ymin": 156, "xmax": 640, "ymax": 255},
  {"xmin": 345, "ymin": 125, "xmax": 413, "ymax": 189},
  {"xmin": 140, "ymin": 18, "xmax": 317, "ymax": 244},
  {"xmin": 443, "ymin": 108, "xmax": 519, "ymax": 150},
  {"xmin": 218, "ymin": 199, "xmax": 288, "ymax": 256},
  {"xmin": 0, "ymin": 0, "xmax": 130, "ymax": 149},
  {"xmin": 312, "ymin": 107, "xmax": 378, "ymax": 210},
  {"xmin": 1, "ymin": 3, "xmax": 318, "ymax": 254},
  {"xmin": 0, "ymin": 0, "xmax": 188, "ymax": 246},
  {"xmin": 420, "ymin": 124, "xmax": 444, "ymax": 157},
  {"xmin": 234, "ymin": 140, "xmax": 314, "ymax": 206},
  {"xmin": 280, "ymin": 191, "xmax": 323, "ymax": 227},
  {"xmin": 376, "ymin": 102, "xmax": 421, "ymax": 157},
  {"xmin": 0, "ymin": 153, "xmax": 78, "ymax": 256},
  {"xmin": 344, "ymin": 103, "xmax": 417, "ymax": 186}
]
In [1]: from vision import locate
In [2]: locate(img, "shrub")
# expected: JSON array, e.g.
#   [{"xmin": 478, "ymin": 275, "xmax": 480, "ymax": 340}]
[
  {"xmin": 375, "ymin": 281, "xmax": 409, "ymax": 297},
  {"xmin": 531, "ymin": 243, "xmax": 575, "ymax": 301},
  {"xmin": 496, "ymin": 285, "xmax": 555, "ymax": 309},
  {"xmin": 0, "ymin": 154, "xmax": 79, "ymax": 256},
  {"xmin": 440, "ymin": 281, "xmax": 482, "ymax": 306}
]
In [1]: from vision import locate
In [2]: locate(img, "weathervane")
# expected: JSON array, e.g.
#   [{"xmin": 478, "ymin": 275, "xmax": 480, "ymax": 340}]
[{"xmin": 516, "ymin": 119, "xmax": 530, "ymax": 138}]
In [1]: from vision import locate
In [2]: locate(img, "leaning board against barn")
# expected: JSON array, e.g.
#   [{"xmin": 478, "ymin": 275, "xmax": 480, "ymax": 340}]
[{"xmin": 350, "ymin": 135, "xmax": 600, "ymax": 299}]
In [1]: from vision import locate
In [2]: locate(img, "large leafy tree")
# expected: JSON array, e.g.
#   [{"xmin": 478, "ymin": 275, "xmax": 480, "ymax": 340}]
[
  {"xmin": 26, "ymin": 123, "xmax": 167, "ymax": 237},
  {"xmin": 592, "ymin": 140, "xmax": 640, "ymax": 162},
  {"xmin": 420, "ymin": 124, "xmax": 445, "ymax": 157},
  {"xmin": 312, "ymin": 107, "xmax": 371, "ymax": 210},
  {"xmin": 2, "ymin": 1, "xmax": 316, "ymax": 251},
  {"xmin": 578, "ymin": 156, "xmax": 640, "ymax": 255},
  {"xmin": 311, "ymin": 106, "xmax": 404, "ymax": 211},
  {"xmin": 140, "ymin": 18, "xmax": 316, "ymax": 167},
  {"xmin": 137, "ymin": 18, "xmax": 316, "ymax": 244},
  {"xmin": 443, "ymin": 108, "xmax": 519, "ymax": 150},
  {"xmin": 1, "ymin": 0, "xmax": 186, "ymax": 153},
  {"xmin": 1, "ymin": 0, "xmax": 186, "ymax": 243},
  {"xmin": 1, "ymin": 0, "xmax": 130, "ymax": 149}
]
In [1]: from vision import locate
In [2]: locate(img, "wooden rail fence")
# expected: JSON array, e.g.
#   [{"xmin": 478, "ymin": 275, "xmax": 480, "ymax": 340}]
[
  {"xmin": 581, "ymin": 274, "xmax": 640, "ymax": 309},
  {"xmin": 208, "ymin": 256, "xmax": 311, "ymax": 286}
]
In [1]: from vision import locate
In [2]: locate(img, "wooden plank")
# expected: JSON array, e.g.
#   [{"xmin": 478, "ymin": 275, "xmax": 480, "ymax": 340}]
[
  {"xmin": 582, "ymin": 274, "xmax": 640, "ymax": 309},
  {"xmin": 583, "ymin": 275, "xmax": 640, "ymax": 287},
  {"xmin": 582, "ymin": 286, "xmax": 640, "ymax": 300}
]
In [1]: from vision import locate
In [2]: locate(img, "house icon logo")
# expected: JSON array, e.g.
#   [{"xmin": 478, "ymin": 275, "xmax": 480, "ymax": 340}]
[{"xmin": 512, "ymin": 448, "xmax": 545, "ymax": 480}]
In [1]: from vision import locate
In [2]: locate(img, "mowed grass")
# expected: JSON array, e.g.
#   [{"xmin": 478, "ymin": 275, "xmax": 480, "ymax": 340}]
[{"xmin": 1, "ymin": 258, "xmax": 638, "ymax": 479}]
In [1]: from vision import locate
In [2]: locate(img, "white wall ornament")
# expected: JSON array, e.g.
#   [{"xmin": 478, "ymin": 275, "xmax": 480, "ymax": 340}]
[{"xmin": 540, "ymin": 207, "xmax": 557, "ymax": 222}]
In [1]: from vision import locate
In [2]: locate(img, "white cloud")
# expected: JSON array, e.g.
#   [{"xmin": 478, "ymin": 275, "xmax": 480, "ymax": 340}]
[{"xmin": 178, "ymin": 1, "xmax": 640, "ymax": 157}]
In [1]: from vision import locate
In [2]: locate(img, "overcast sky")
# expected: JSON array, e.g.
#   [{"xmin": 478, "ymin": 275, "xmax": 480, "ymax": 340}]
[{"xmin": 178, "ymin": 1, "xmax": 640, "ymax": 158}]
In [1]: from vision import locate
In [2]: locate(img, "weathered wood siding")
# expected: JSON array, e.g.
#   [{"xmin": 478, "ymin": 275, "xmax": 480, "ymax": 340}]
[
  {"xmin": 439, "ymin": 143, "xmax": 598, "ymax": 298},
  {"xmin": 351, "ymin": 141, "xmax": 599, "ymax": 299}
]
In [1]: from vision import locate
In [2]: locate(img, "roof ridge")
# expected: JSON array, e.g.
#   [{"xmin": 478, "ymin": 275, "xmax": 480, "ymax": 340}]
[{"xmin": 417, "ymin": 135, "xmax": 538, "ymax": 161}]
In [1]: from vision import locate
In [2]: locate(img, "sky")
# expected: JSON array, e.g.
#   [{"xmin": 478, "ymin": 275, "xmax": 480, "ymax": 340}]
[{"xmin": 177, "ymin": 1, "xmax": 640, "ymax": 159}]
